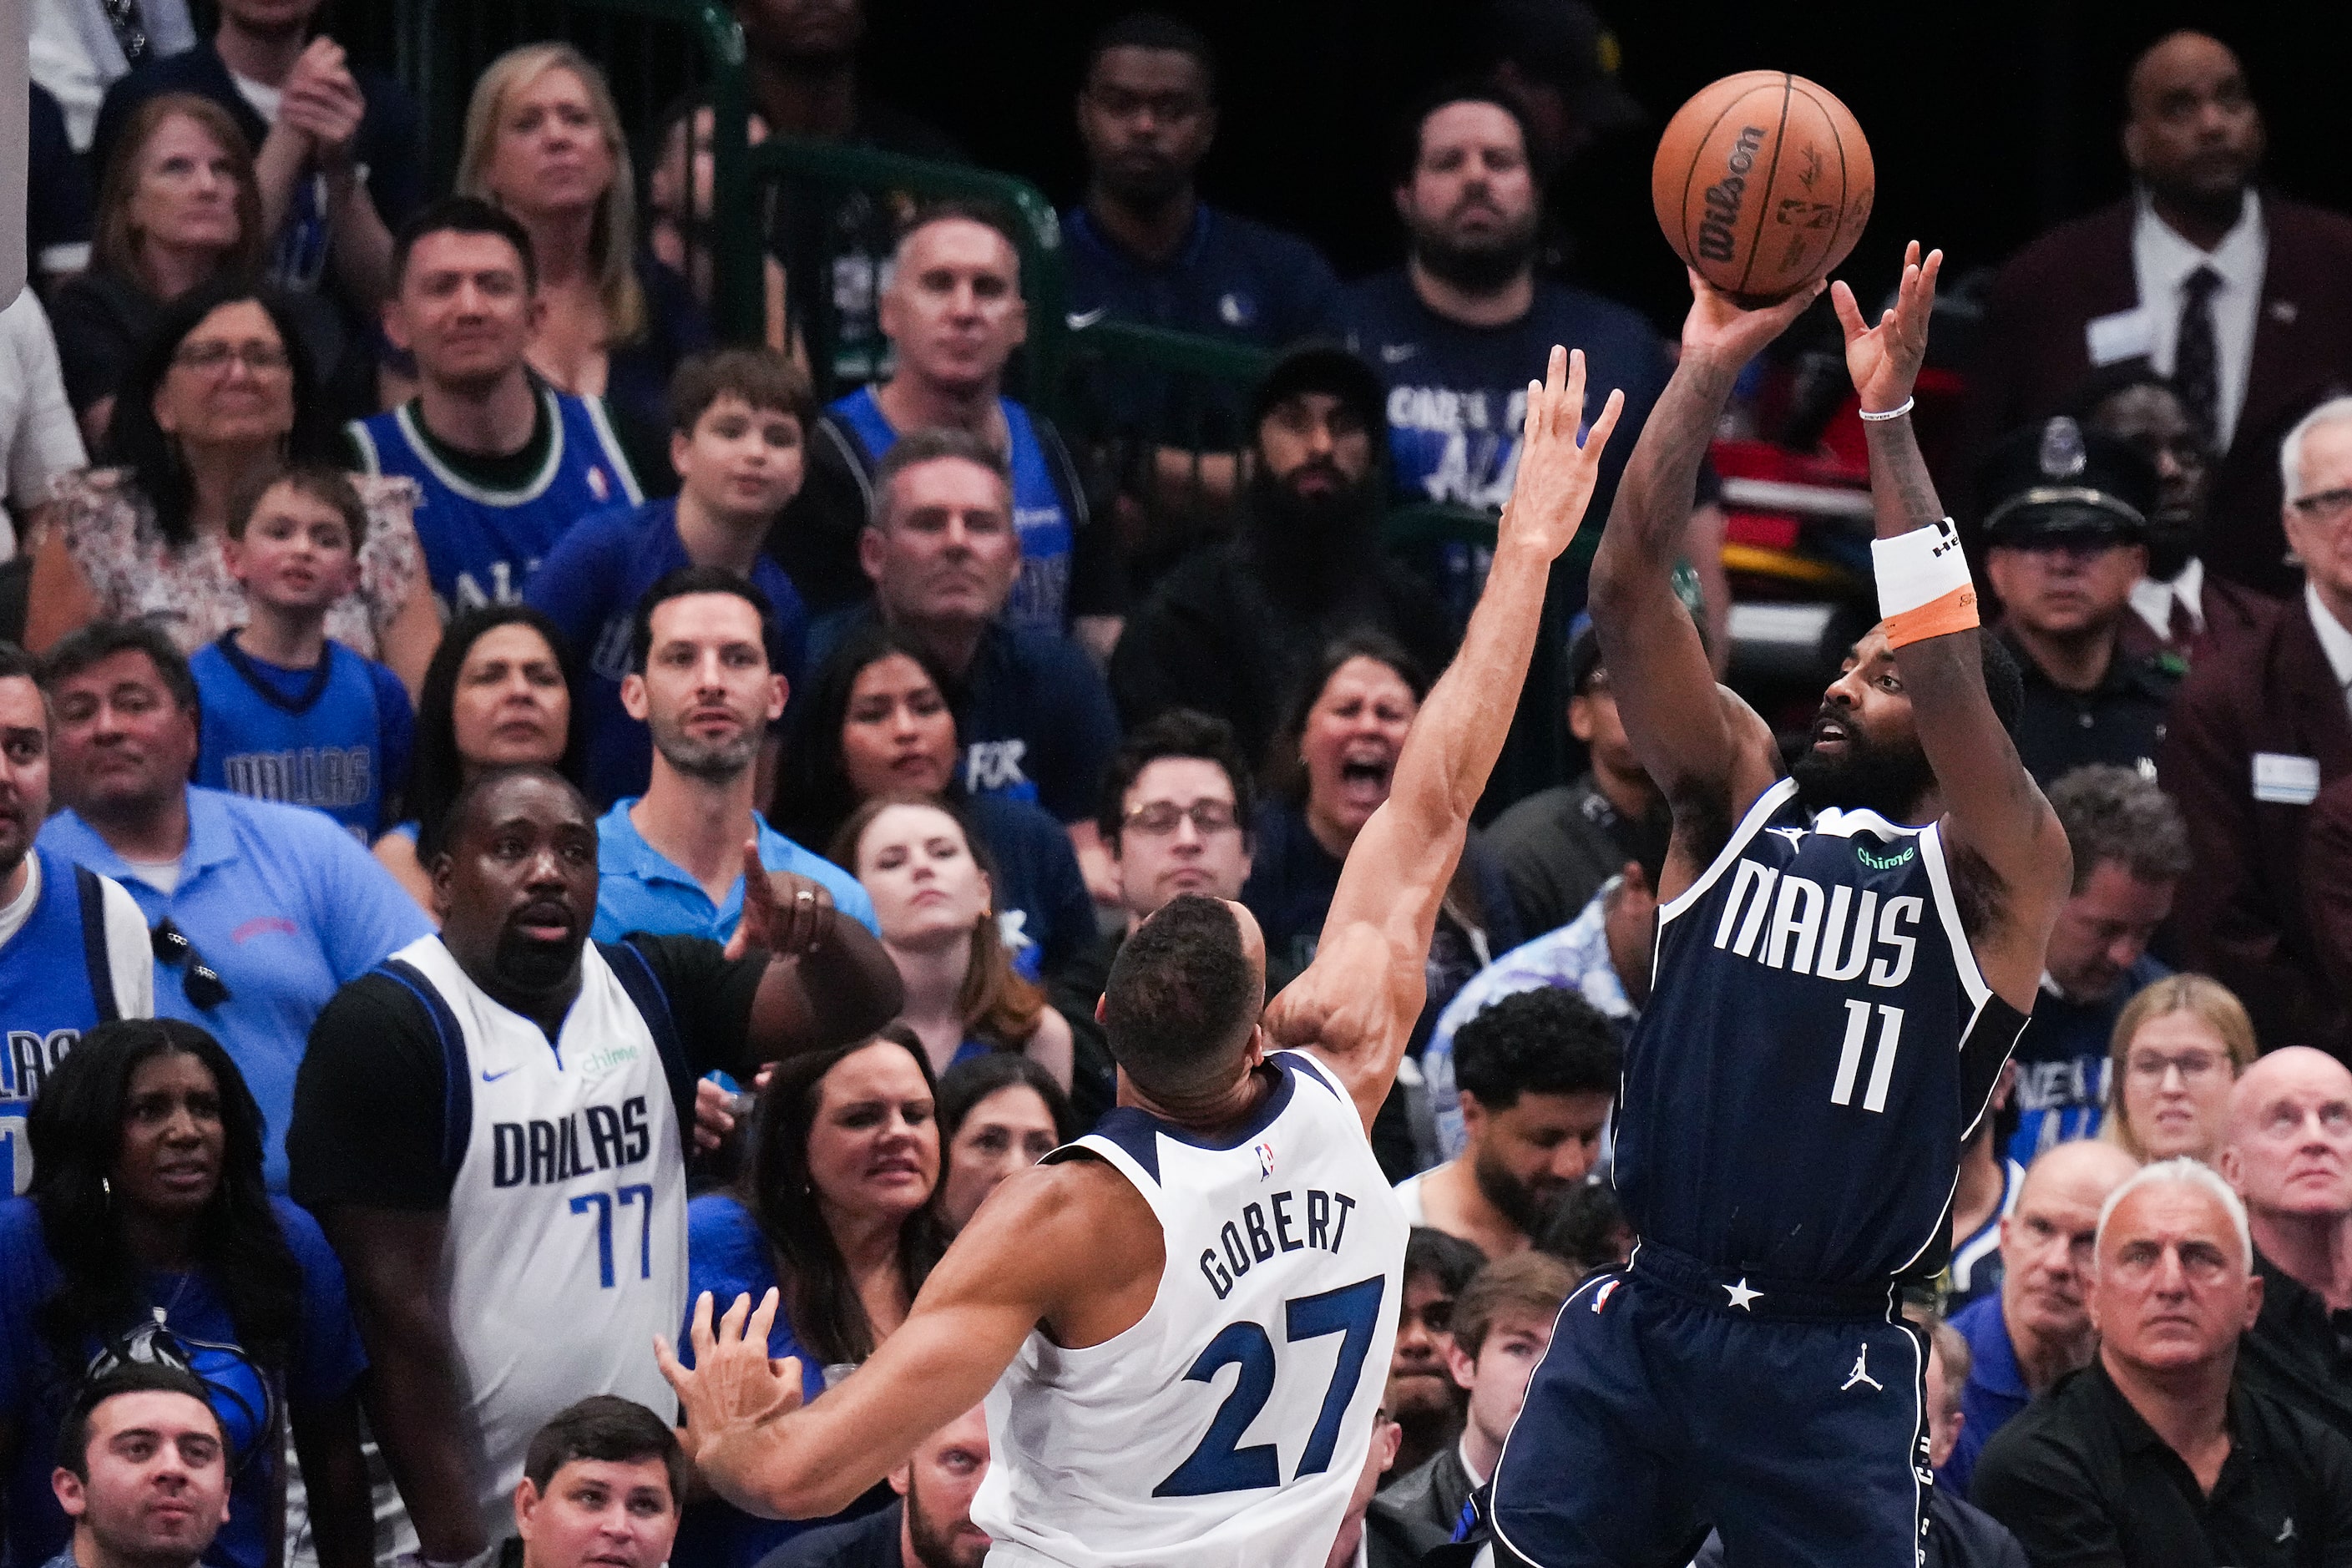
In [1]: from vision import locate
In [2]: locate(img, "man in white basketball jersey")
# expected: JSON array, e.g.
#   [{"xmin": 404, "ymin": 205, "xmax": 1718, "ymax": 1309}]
[
  {"xmin": 660, "ymin": 347, "xmax": 1626, "ymax": 1566},
  {"xmin": 288, "ymin": 764, "xmax": 904, "ymax": 1565}
]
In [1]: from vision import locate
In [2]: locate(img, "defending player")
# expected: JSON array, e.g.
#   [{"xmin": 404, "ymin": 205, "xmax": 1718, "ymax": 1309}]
[
  {"xmin": 658, "ymin": 348, "xmax": 1625, "ymax": 1565},
  {"xmin": 1490, "ymin": 245, "xmax": 2071, "ymax": 1567}
]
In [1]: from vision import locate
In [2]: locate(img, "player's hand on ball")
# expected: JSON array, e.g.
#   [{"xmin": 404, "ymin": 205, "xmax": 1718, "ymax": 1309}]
[
  {"xmin": 1830, "ymin": 240, "xmax": 1943, "ymax": 414},
  {"xmin": 726, "ymin": 842, "xmax": 832, "ymax": 961},
  {"xmin": 656, "ymin": 1289, "xmax": 806, "ymax": 1470},
  {"xmin": 1679, "ymin": 268, "xmax": 1825, "ymax": 370},
  {"xmin": 1500, "ymin": 346, "xmax": 1624, "ymax": 562}
]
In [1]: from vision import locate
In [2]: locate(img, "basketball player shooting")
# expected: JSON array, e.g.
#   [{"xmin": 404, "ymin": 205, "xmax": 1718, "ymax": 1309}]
[
  {"xmin": 657, "ymin": 348, "xmax": 1624, "ymax": 1565},
  {"xmin": 1490, "ymin": 245, "xmax": 2072, "ymax": 1568}
]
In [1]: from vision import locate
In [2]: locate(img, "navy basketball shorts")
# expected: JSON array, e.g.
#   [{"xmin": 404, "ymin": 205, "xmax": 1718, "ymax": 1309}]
[{"xmin": 1490, "ymin": 1245, "xmax": 1931, "ymax": 1568}]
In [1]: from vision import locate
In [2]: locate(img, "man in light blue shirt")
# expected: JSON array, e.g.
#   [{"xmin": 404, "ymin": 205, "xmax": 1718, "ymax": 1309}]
[
  {"xmin": 593, "ymin": 567, "xmax": 873, "ymax": 946},
  {"xmin": 38, "ymin": 623, "xmax": 432, "ymax": 1188}
]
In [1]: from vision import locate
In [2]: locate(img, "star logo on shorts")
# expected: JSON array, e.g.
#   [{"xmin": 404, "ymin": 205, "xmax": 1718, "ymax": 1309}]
[{"xmin": 1723, "ymin": 1277, "xmax": 1763, "ymax": 1311}]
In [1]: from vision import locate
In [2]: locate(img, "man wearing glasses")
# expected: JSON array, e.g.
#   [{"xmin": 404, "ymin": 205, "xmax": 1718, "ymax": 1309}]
[
  {"xmin": 2162, "ymin": 396, "xmax": 2352, "ymax": 1058},
  {"xmin": 0, "ymin": 641, "xmax": 154, "ymax": 1195},
  {"xmin": 35, "ymin": 620, "xmax": 431, "ymax": 1190}
]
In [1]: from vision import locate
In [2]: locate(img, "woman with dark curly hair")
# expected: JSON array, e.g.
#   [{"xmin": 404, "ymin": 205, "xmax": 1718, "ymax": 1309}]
[
  {"xmin": 373, "ymin": 604, "xmax": 582, "ymax": 909},
  {"xmin": 673, "ymin": 1025, "xmax": 946, "ymax": 1567},
  {"xmin": 27, "ymin": 277, "xmax": 438, "ymax": 692},
  {"xmin": 0, "ymin": 1019, "xmax": 370, "ymax": 1568}
]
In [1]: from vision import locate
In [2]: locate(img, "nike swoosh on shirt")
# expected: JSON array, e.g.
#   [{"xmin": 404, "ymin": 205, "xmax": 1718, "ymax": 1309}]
[
  {"xmin": 1065, "ymin": 306, "xmax": 1110, "ymax": 330},
  {"xmin": 1378, "ymin": 343, "xmax": 1419, "ymax": 364},
  {"xmin": 481, "ymin": 1065, "xmax": 519, "ymax": 1083}
]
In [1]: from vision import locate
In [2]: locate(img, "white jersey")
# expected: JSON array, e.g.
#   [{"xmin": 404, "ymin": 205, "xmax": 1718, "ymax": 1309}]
[
  {"xmin": 974, "ymin": 1050, "xmax": 1408, "ymax": 1566},
  {"xmin": 387, "ymin": 936, "xmax": 688, "ymax": 1541}
]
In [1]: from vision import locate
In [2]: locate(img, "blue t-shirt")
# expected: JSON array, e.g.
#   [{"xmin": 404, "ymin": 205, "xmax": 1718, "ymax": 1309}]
[
  {"xmin": 592, "ymin": 802, "xmax": 877, "ymax": 944},
  {"xmin": 675, "ymin": 1196, "xmax": 849, "ymax": 1568},
  {"xmin": 1339, "ymin": 270, "xmax": 1673, "ymax": 523},
  {"xmin": 523, "ymin": 498, "xmax": 811, "ymax": 808},
  {"xmin": 827, "ymin": 388, "xmax": 1075, "ymax": 638},
  {"xmin": 190, "ymin": 635, "xmax": 415, "ymax": 840},
  {"xmin": 1942, "ymin": 1292, "xmax": 2031, "ymax": 1500},
  {"xmin": 964, "ymin": 795, "xmax": 1094, "ymax": 983},
  {"xmin": 2006, "ymin": 955, "xmax": 2169, "ymax": 1167},
  {"xmin": 0, "ymin": 1196, "xmax": 367, "ymax": 1568},
  {"xmin": 38, "ymin": 790, "xmax": 435, "ymax": 1190}
]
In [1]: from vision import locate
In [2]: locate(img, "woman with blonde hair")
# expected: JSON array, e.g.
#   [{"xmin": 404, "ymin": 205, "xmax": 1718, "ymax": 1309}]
[
  {"xmin": 455, "ymin": 43, "xmax": 709, "ymax": 440},
  {"xmin": 2103, "ymin": 973, "xmax": 2258, "ymax": 1165},
  {"xmin": 832, "ymin": 796, "xmax": 1075, "ymax": 1090}
]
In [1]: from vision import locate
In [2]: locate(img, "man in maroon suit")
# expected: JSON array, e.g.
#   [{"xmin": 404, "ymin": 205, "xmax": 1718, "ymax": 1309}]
[
  {"xmin": 1967, "ymin": 30, "xmax": 2352, "ymax": 600},
  {"xmin": 2161, "ymin": 396, "xmax": 2352, "ymax": 1060}
]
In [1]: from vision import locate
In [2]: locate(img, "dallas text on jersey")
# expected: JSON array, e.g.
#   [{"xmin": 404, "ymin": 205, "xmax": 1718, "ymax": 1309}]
[{"xmin": 493, "ymin": 1094, "xmax": 654, "ymax": 1188}]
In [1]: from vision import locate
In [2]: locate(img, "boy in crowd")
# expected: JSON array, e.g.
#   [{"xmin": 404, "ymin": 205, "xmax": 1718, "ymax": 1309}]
[
  {"xmin": 527, "ymin": 350, "xmax": 812, "ymax": 808},
  {"xmin": 191, "ymin": 466, "xmax": 414, "ymax": 840}
]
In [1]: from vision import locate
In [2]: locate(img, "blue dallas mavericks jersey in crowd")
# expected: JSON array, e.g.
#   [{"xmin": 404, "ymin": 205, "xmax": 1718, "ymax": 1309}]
[
  {"xmin": 0, "ymin": 850, "xmax": 125, "ymax": 1190},
  {"xmin": 1616, "ymin": 776, "xmax": 2028, "ymax": 1288},
  {"xmin": 348, "ymin": 387, "xmax": 642, "ymax": 610},
  {"xmin": 828, "ymin": 387, "xmax": 1075, "ymax": 636},
  {"xmin": 190, "ymin": 635, "xmax": 413, "ymax": 839}
]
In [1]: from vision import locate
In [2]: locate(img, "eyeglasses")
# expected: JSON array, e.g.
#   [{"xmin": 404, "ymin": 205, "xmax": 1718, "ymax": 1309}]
[
  {"xmin": 150, "ymin": 919, "xmax": 231, "ymax": 1009},
  {"xmin": 1123, "ymin": 799, "xmax": 1240, "ymax": 837},
  {"xmin": 171, "ymin": 340, "xmax": 291, "ymax": 376},
  {"xmin": 2125, "ymin": 1049, "xmax": 2225, "ymax": 1084},
  {"xmin": 2289, "ymin": 487, "xmax": 2352, "ymax": 523}
]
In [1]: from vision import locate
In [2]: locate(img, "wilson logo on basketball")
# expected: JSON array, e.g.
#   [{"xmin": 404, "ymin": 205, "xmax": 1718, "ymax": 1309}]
[{"xmin": 1697, "ymin": 125, "xmax": 1765, "ymax": 262}]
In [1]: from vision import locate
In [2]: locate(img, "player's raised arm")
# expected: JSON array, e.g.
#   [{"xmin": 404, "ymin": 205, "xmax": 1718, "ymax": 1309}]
[
  {"xmin": 1586, "ymin": 272, "xmax": 1820, "ymax": 836},
  {"xmin": 1267, "ymin": 346, "xmax": 1622, "ymax": 1132},
  {"xmin": 1829, "ymin": 242, "xmax": 2072, "ymax": 999}
]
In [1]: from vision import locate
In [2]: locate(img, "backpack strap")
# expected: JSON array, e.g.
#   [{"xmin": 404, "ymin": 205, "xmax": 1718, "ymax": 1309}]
[{"xmin": 72, "ymin": 865, "xmax": 120, "ymax": 1025}]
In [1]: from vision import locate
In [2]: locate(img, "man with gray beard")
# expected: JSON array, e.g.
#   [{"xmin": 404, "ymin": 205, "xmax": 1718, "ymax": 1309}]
[{"xmin": 593, "ymin": 567, "xmax": 875, "ymax": 947}]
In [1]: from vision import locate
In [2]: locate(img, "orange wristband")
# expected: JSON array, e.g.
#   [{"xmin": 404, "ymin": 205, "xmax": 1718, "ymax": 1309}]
[{"xmin": 1883, "ymin": 584, "xmax": 1980, "ymax": 647}]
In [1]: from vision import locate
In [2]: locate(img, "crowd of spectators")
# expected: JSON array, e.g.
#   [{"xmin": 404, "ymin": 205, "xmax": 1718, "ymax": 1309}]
[{"xmin": 6, "ymin": 3, "xmax": 2352, "ymax": 1566}]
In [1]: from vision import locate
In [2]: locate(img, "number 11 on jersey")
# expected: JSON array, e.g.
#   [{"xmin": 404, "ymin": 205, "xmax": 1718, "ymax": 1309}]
[{"xmin": 1830, "ymin": 999, "xmax": 1905, "ymax": 1114}]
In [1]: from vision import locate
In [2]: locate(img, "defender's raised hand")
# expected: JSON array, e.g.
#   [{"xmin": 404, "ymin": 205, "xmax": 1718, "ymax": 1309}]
[
  {"xmin": 655, "ymin": 1289, "xmax": 806, "ymax": 1473},
  {"xmin": 726, "ymin": 842, "xmax": 833, "ymax": 961},
  {"xmin": 1830, "ymin": 241, "xmax": 1944, "ymax": 414},
  {"xmin": 1500, "ymin": 346, "xmax": 1626, "ymax": 562}
]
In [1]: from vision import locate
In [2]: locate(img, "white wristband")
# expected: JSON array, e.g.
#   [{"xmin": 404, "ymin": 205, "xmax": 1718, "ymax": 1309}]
[
  {"xmin": 1857, "ymin": 397, "xmax": 1914, "ymax": 422},
  {"xmin": 1870, "ymin": 518, "xmax": 1971, "ymax": 617}
]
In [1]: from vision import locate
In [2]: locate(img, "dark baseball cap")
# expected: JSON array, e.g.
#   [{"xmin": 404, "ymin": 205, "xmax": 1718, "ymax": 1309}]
[
  {"xmin": 1977, "ymin": 416, "xmax": 2158, "ymax": 546},
  {"xmin": 1251, "ymin": 342, "xmax": 1388, "ymax": 439},
  {"xmin": 1485, "ymin": 0, "xmax": 1645, "ymax": 133}
]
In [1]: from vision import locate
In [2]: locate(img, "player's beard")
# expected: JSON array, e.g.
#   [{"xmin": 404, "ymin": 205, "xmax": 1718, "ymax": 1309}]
[
  {"xmin": 1789, "ymin": 718, "xmax": 1936, "ymax": 824},
  {"xmin": 1474, "ymin": 1142, "xmax": 1561, "ymax": 1237},
  {"xmin": 903, "ymin": 1474, "xmax": 988, "ymax": 1568}
]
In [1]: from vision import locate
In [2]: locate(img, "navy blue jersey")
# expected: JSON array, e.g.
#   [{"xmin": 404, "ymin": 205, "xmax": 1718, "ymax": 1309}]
[
  {"xmin": 348, "ymin": 388, "xmax": 641, "ymax": 611},
  {"xmin": 191, "ymin": 635, "xmax": 413, "ymax": 839},
  {"xmin": 1616, "ymin": 777, "xmax": 2026, "ymax": 1288}
]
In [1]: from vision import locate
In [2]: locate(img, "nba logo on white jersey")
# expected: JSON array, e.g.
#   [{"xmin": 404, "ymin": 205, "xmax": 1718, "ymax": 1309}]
[{"xmin": 974, "ymin": 1051, "xmax": 1409, "ymax": 1567}]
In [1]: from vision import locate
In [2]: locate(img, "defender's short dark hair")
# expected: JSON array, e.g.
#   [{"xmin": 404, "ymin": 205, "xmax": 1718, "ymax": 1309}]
[
  {"xmin": 869, "ymin": 428, "xmax": 1014, "ymax": 533},
  {"xmin": 1454, "ymin": 988, "xmax": 1621, "ymax": 1112},
  {"xmin": 57, "ymin": 1364, "xmax": 220, "ymax": 1480},
  {"xmin": 668, "ymin": 346, "xmax": 815, "ymax": 437},
  {"xmin": 1405, "ymin": 1225, "xmax": 1486, "ymax": 1298},
  {"xmin": 1082, "ymin": 11, "xmax": 1218, "ymax": 97},
  {"xmin": 522, "ymin": 1396, "xmax": 685, "ymax": 1507},
  {"xmin": 1102, "ymin": 894, "xmax": 1261, "ymax": 1100},
  {"xmin": 628, "ymin": 564, "xmax": 776, "ymax": 675},
  {"xmin": 1098, "ymin": 709, "xmax": 1257, "ymax": 850},
  {"xmin": 2049, "ymin": 764, "xmax": 2192, "ymax": 893},
  {"xmin": 43, "ymin": 620, "xmax": 200, "ymax": 716},
  {"xmin": 392, "ymin": 195, "xmax": 538, "ymax": 294}
]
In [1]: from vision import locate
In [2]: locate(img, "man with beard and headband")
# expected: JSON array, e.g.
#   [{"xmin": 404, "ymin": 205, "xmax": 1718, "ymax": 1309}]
[
  {"xmin": 591, "ymin": 568, "xmax": 873, "ymax": 945},
  {"xmin": 757, "ymin": 1405, "xmax": 992, "ymax": 1568},
  {"xmin": 286, "ymin": 764, "xmax": 902, "ymax": 1565},
  {"xmin": 0, "ymin": 641, "xmax": 154, "ymax": 1196},
  {"xmin": 1491, "ymin": 245, "xmax": 2071, "ymax": 1568},
  {"xmin": 1393, "ymin": 986, "xmax": 1617, "ymax": 1261},
  {"xmin": 1110, "ymin": 344, "xmax": 1458, "ymax": 766}
]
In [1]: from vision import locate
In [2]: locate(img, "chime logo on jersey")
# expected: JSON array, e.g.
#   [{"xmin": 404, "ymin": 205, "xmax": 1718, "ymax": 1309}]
[
  {"xmin": 1709, "ymin": 857, "xmax": 1923, "ymax": 987},
  {"xmin": 491, "ymin": 1094, "xmax": 653, "ymax": 1186}
]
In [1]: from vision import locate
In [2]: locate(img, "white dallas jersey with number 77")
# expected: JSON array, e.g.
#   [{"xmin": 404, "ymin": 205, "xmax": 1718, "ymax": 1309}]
[{"xmin": 973, "ymin": 1050, "xmax": 1407, "ymax": 1566}]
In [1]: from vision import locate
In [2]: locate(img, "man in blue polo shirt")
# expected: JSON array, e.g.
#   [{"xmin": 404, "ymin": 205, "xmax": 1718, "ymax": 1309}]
[
  {"xmin": 0, "ymin": 641, "xmax": 154, "ymax": 1194},
  {"xmin": 594, "ymin": 569, "xmax": 872, "ymax": 946},
  {"xmin": 528, "ymin": 347, "xmax": 813, "ymax": 808},
  {"xmin": 36, "ymin": 622, "xmax": 431, "ymax": 1190}
]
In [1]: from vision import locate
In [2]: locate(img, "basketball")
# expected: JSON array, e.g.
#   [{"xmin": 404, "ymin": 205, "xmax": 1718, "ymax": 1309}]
[{"xmin": 1651, "ymin": 71, "xmax": 1874, "ymax": 305}]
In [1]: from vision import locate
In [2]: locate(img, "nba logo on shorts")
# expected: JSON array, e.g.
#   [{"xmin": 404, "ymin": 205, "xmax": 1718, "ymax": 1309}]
[
  {"xmin": 1591, "ymin": 1280, "xmax": 1621, "ymax": 1313},
  {"xmin": 1254, "ymin": 1141, "xmax": 1276, "ymax": 1180}
]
